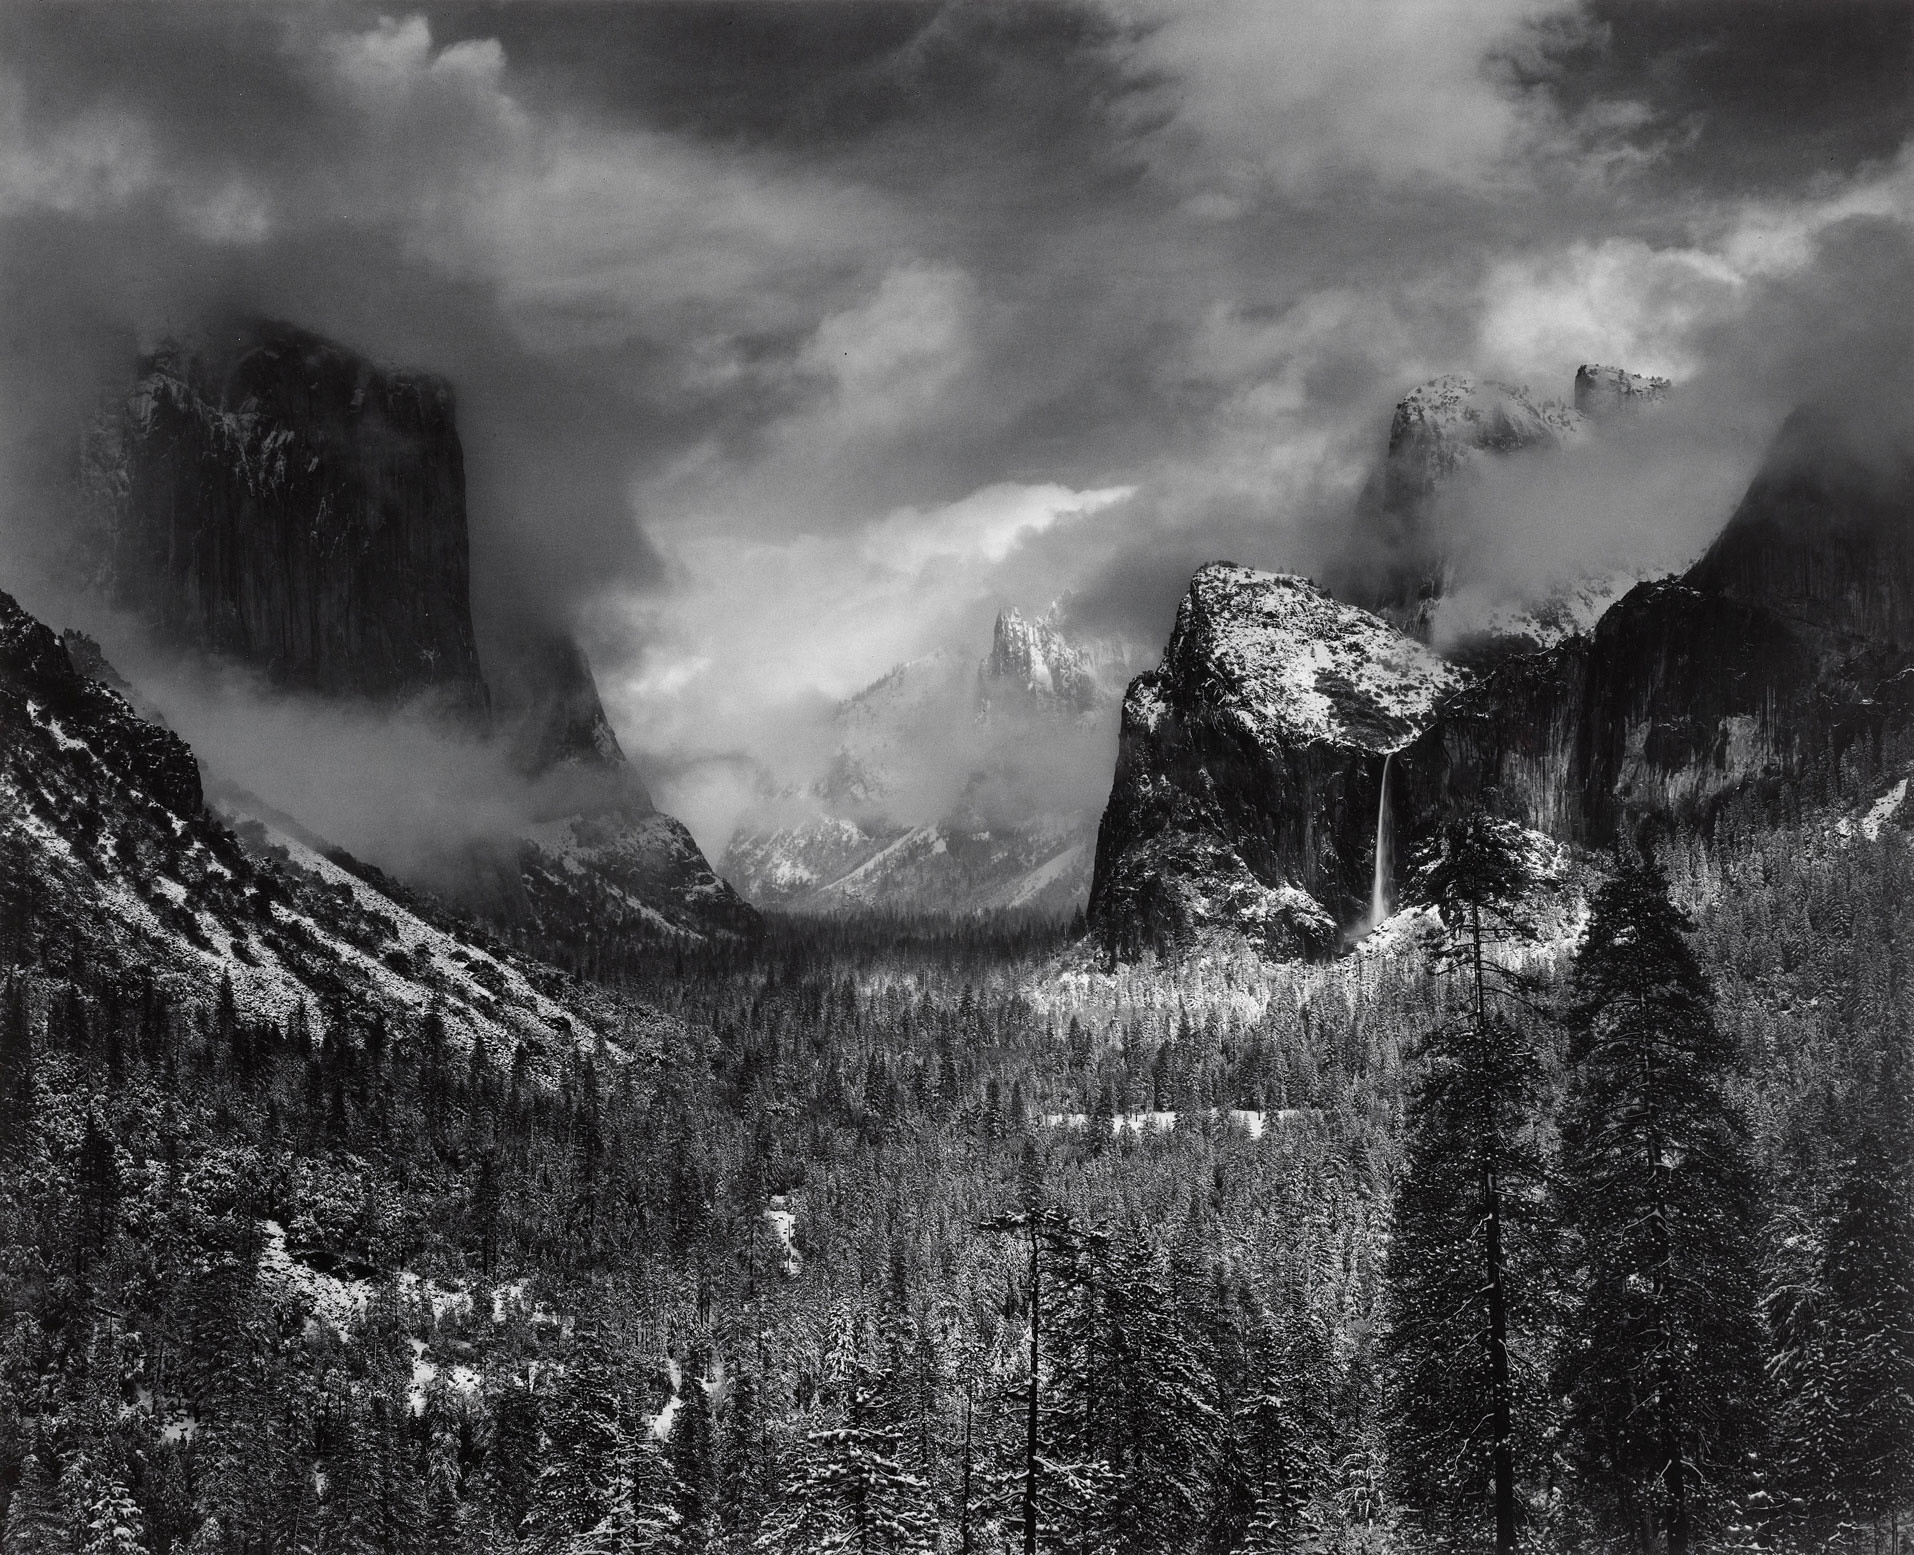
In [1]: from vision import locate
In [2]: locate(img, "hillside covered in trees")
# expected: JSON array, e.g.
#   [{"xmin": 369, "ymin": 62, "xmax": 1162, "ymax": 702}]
[{"xmin": 2, "ymin": 776, "xmax": 1910, "ymax": 1553}]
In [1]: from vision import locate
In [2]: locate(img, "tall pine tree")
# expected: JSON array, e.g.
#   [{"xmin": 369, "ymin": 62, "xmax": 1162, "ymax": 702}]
[
  {"xmin": 1555, "ymin": 847, "xmax": 1766, "ymax": 1555},
  {"xmin": 1383, "ymin": 805, "xmax": 1552, "ymax": 1555}
]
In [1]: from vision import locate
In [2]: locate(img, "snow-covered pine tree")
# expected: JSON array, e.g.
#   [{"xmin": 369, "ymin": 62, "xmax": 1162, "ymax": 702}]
[
  {"xmin": 1768, "ymin": 1046, "xmax": 1914, "ymax": 1548},
  {"xmin": 1818, "ymin": 1110, "xmax": 1914, "ymax": 1531},
  {"xmin": 0, "ymin": 976, "xmax": 32, "ymax": 1158},
  {"xmin": 1217, "ymin": 1296, "xmax": 1333, "ymax": 1555},
  {"xmin": 1555, "ymin": 847, "xmax": 1767, "ymax": 1555},
  {"xmin": 62, "ymin": 1452, "xmax": 150, "ymax": 1555},
  {"xmin": 668, "ymin": 1347, "xmax": 718, "ymax": 1549},
  {"xmin": 1102, "ymin": 1228, "xmax": 1219, "ymax": 1553},
  {"xmin": 522, "ymin": 1329, "xmax": 631, "ymax": 1555},
  {"xmin": 758, "ymin": 1308, "xmax": 936, "ymax": 1554},
  {"xmin": 3, "ymin": 1452, "xmax": 72, "ymax": 1555}
]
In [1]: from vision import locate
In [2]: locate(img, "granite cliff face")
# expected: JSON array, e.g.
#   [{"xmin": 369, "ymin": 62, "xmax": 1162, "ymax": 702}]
[
  {"xmin": 83, "ymin": 319, "xmax": 755, "ymax": 944},
  {"xmin": 1086, "ymin": 566, "xmax": 1459, "ymax": 958},
  {"xmin": 1405, "ymin": 408, "xmax": 1914, "ymax": 844},
  {"xmin": 92, "ymin": 320, "xmax": 488, "ymax": 715},
  {"xmin": 487, "ymin": 624, "xmax": 630, "ymax": 774},
  {"xmin": 1687, "ymin": 407, "xmax": 1914, "ymax": 651},
  {"xmin": 1345, "ymin": 374, "xmax": 1583, "ymax": 635},
  {"xmin": 1090, "ymin": 409, "xmax": 1914, "ymax": 962}
]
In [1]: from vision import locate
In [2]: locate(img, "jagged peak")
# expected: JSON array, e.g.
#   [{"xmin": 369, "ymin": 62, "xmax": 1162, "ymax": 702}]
[
  {"xmin": 1389, "ymin": 374, "xmax": 1582, "ymax": 460},
  {"xmin": 1574, "ymin": 362, "xmax": 1672, "ymax": 419},
  {"xmin": 979, "ymin": 605, "xmax": 1107, "ymax": 717}
]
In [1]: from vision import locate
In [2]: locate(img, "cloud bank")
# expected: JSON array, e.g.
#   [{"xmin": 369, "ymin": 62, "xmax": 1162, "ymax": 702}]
[{"xmin": 0, "ymin": 1, "xmax": 1908, "ymax": 860}]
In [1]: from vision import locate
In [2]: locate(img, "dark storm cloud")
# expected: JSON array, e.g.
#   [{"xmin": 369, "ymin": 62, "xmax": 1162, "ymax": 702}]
[{"xmin": 1542, "ymin": 1, "xmax": 1914, "ymax": 197}]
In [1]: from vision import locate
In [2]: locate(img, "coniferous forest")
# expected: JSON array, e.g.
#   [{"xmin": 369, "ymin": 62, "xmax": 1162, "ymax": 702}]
[{"xmin": 3, "ymin": 794, "xmax": 1911, "ymax": 1555}]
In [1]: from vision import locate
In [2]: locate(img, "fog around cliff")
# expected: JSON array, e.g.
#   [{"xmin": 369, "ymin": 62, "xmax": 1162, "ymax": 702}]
[{"xmin": 0, "ymin": 2, "xmax": 1910, "ymax": 858}]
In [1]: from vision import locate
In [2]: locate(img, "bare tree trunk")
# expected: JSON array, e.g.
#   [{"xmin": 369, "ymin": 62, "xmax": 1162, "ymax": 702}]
[{"xmin": 1025, "ymin": 1225, "xmax": 1040, "ymax": 1555}]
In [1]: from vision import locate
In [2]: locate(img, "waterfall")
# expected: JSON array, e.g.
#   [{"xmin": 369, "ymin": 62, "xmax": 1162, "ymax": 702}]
[{"xmin": 1370, "ymin": 752, "xmax": 1394, "ymax": 928}]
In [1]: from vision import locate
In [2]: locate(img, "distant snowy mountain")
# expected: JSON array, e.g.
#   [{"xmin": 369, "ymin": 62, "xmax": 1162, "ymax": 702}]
[
  {"xmin": 976, "ymin": 608, "xmax": 1106, "ymax": 717},
  {"xmin": 723, "ymin": 607, "xmax": 1134, "ymax": 916}
]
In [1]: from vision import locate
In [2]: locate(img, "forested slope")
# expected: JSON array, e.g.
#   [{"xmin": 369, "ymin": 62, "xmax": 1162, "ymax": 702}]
[{"xmin": 2, "ymin": 797, "xmax": 1909, "ymax": 1552}]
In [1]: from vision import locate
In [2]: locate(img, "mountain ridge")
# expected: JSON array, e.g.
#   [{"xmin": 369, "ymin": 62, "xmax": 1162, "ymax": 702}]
[{"xmin": 1089, "ymin": 400, "xmax": 1914, "ymax": 962}]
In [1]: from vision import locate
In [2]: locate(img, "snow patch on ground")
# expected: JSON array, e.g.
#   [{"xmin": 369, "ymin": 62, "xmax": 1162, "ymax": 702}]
[
  {"xmin": 1041, "ymin": 1108, "xmax": 1311, "ymax": 1139},
  {"xmin": 1862, "ymin": 778, "xmax": 1907, "ymax": 841}
]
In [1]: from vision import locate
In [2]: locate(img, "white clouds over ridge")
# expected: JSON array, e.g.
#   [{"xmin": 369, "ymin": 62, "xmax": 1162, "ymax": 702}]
[{"xmin": 0, "ymin": 2, "xmax": 1910, "ymax": 855}]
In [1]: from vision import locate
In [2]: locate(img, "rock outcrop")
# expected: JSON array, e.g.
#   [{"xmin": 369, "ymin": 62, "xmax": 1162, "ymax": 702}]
[
  {"xmin": 92, "ymin": 319, "xmax": 489, "ymax": 716},
  {"xmin": 488, "ymin": 625, "xmax": 629, "ymax": 774},
  {"xmin": 976, "ymin": 607, "xmax": 1105, "ymax": 719},
  {"xmin": 1086, "ymin": 566, "xmax": 1459, "ymax": 958},
  {"xmin": 1339, "ymin": 367, "xmax": 1680, "ymax": 647},
  {"xmin": 1091, "ymin": 408, "xmax": 1914, "ymax": 962},
  {"xmin": 1574, "ymin": 363, "xmax": 1671, "ymax": 420},
  {"xmin": 1687, "ymin": 406, "xmax": 1914, "ymax": 651},
  {"xmin": 82, "ymin": 318, "xmax": 756, "ymax": 944},
  {"xmin": 1342, "ymin": 375, "xmax": 1584, "ymax": 635}
]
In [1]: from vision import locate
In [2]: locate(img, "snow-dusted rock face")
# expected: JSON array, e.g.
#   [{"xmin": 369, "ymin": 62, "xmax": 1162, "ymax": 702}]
[
  {"xmin": 1093, "ymin": 410, "xmax": 1914, "ymax": 964},
  {"xmin": 1340, "ymin": 367, "xmax": 1684, "ymax": 647},
  {"xmin": 1382, "ymin": 375, "xmax": 1583, "ymax": 516},
  {"xmin": 1338, "ymin": 373, "xmax": 1584, "ymax": 638},
  {"xmin": 1574, "ymin": 363, "xmax": 1671, "ymax": 420},
  {"xmin": 1, "ymin": 588, "xmax": 202, "ymax": 818},
  {"xmin": 513, "ymin": 803, "xmax": 763, "ymax": 944},
  {"xmin": 89, "ymin": 319, "xmax": 489, "ymax": 716},
  {"xmin": 1, "ymin": 585, "xmax": 676, "ymax": 1061},
  {"xmin": 977, "ymin": 608, "xmax": 1104, "ymax": 718},
  {"xmin": 1088, "ymin": 566, "xmax": 1460, "ymax": 959}
]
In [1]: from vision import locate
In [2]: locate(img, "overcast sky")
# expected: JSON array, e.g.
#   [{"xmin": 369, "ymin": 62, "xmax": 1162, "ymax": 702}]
[{"xmin": 2, "ymin": 0, "xmax": 1911, "ymax": 849}]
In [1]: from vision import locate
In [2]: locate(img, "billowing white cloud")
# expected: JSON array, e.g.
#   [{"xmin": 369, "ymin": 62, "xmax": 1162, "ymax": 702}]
[
  {"xmin": 863, "ymin": 482, "xmax": 1132, "ymax": 571},
  {"xmin": 1477, "ymin": 147, "xmax": 1914, "ymax": 388},
  {"xmin": 602, "ymin": 480, "xmax": 1134, "ymax": 847},
  {"xmin": 3, "ymin": 3, "xmax": 1910, "ymax": 872}
]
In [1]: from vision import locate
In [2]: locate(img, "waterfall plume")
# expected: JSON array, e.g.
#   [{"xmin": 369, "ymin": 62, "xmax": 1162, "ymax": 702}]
[{"xmin": 1370, "ymin": 751, "xmax": 1394, "ymax": 928}]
